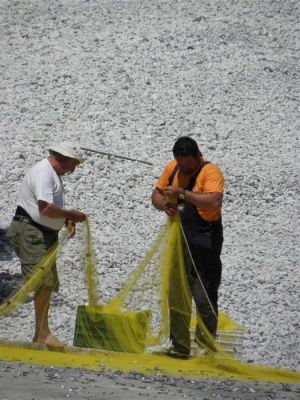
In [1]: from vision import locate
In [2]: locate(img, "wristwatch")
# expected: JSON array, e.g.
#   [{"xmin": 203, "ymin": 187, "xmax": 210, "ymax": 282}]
[{"xmin": 179, "ymin": 189, "xmax": 186, "ymax": 200}]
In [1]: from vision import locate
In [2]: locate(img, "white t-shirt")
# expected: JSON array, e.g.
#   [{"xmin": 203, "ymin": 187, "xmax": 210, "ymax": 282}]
[{"xmin": 17, "ymin": 158, "xmax": 65, "ymax": 230}]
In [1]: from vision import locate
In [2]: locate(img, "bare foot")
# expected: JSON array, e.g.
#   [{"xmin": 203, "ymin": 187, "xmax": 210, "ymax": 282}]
[{"xmin": 34, "ymin": 334, "xmax": 64, "ymax": 348}]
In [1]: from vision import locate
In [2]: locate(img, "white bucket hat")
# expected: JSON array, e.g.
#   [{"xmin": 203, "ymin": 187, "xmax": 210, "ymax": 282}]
[{"xmin": 49, "ymin": 142, "xmax": 85, "ymax": 163}]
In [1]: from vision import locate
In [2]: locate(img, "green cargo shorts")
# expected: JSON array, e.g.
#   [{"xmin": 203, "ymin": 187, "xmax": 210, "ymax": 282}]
[{"xmin": 7, "ymin": 218, "xmax": 59, "ymax": 292}]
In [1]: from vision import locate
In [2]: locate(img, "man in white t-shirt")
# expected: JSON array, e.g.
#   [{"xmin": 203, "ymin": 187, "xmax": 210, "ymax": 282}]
[{"xmin": 8, "ymin": 142, "xmax": 87, "ymax": 347}]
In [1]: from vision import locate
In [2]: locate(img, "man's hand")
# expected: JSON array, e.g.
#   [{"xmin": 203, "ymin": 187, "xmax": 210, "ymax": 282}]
[
  {"xmin": 65, "ymin": 219, "xmax": 76, "ymax": 237},
  {"xmin": 162, "ymin": 202, "xmax": 178, "ymax": 217},
  {"xmin": 161, "ymin": 186, "xmax": 183, "ymax": 216},
  {"xmin": 162, "ymin": 186, "xmax": 184, "ymax": 199},
  {"xmin": 151, "ymin": 187, "xmax": 180, "ymax": 217},
  {"xmin": 68, "ymin": 210, "xmax": 87, "ymax": 223}
]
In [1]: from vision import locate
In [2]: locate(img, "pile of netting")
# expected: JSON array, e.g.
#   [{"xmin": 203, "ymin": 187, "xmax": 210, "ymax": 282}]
[
  {"xmin": 0, "ymin": 218, "xmax": 299, "ymax": 384},
  {"xmin": 75, "ymin": 217, "xmax": 241, "ymax": 357}
]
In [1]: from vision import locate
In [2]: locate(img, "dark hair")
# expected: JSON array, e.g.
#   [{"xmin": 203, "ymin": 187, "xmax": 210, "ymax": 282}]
[{"xmin": 172, "ymin": 136, "xmax": 202, "ymax": 158}]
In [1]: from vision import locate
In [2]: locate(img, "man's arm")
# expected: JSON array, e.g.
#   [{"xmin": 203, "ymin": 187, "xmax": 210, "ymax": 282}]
[
  {"xmin": 162, "ymin": 186, "xmax": 222, "ymax": 209},
  {"xmin": 38, "ymin": 200, "xmax": 86, "ymax": 222},
  {"xmin": 151, "ymin": 188, "xmax": 178, "ymax": 217}
]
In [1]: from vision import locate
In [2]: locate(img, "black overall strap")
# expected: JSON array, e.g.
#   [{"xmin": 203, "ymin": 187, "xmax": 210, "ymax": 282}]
[
  {"xmin": 186, "ymin": 161, "xmax": 210, "ymax": 191},
  {"xmin": 168, "ymin": 164, "xmax": 180, "ymax": 186}
]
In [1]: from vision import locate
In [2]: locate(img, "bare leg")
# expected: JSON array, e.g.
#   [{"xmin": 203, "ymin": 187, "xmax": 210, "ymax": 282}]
[
  {"xmin": 33, "ymin": 288, "xmax": 51, "ymax": 341},
  {"xmin": 33, "ymin": 288, "xmax": 64, "ymax": 347}
]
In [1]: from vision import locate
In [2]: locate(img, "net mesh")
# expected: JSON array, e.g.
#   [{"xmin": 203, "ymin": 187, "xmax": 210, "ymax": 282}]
[
  {"xmin": 0, "ymin": 231, "xmax": 68, "ymax": 317},
  {"xmin": 0, "ymin": 218, "xmax": 299, "ymax": 384}
]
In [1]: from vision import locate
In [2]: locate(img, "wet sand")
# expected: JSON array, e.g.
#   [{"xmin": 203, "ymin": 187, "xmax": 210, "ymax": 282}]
[{"xmin": 1, "ymin": 362, "xmax": 299, "ymax": 400}]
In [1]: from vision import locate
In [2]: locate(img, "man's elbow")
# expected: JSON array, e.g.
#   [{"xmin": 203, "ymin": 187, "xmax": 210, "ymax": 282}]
[
  {"xmin": 151, "ymin": 189, "xmax": 164, "ymax": 210},
  {"xmin": 151, "ymin": 194, "xmax": 158, "ymax": 209},
  {"xmin": 38, "ymin": 200, "xmax": 50, "ymax": 216},
  {"xmin": 151, "ymin": 189, "xmax": 159, "ymax": 206},
  {"xmin": 210, "ymin": 193, "xmax": 223, "ymax": 209},
  {"xmin": 213, "ymin": 199, "xmax": 222, "ymax": 209}
]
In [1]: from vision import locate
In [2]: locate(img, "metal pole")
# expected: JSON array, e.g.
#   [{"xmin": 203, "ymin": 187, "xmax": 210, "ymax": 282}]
[{"xmin": 80, "ymin": 147, "xmax": 153, "ymax": 166}]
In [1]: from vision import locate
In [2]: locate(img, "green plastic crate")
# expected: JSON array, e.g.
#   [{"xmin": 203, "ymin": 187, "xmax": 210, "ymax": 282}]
[{"xmin": 73, "ymin": 305, "xmax": 151, "ymax": 354}]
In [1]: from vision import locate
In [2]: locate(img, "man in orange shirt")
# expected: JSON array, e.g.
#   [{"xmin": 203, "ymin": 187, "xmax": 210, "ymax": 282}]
[{"xmin": 152, "ymin": 136, "xmax": 224, "ymax": 358}]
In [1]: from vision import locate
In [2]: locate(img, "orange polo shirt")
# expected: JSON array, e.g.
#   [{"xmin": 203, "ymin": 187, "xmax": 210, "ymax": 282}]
[{"xmin": 155, "ymin": 158, "xmax": 224, "ymax": 222}]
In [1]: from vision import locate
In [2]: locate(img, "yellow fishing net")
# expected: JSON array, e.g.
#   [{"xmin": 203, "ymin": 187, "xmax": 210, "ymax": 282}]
[
  {"xmin": 74, "ymin": 217, "xmax": 241, "ymax": 356},
  {"xmin": 0, "ymin": 231, "xmax": 69, "ymax": 317},
  {"xmin": 0, "ymin": 218, "xmax": 299, "ymax": 384}
]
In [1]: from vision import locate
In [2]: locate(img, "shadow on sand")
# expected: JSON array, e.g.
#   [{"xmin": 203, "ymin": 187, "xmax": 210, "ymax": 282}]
[
  {"xmin": 0, "ymin": 227, "xmax": 14, "ymax": 261},
  {"xmin": 0, "ymin": 227, "xmax": 23, "ymax": 303},
  {"xmin": 0, "ymin": 271, "xmax": 23, "ymax": 303}
]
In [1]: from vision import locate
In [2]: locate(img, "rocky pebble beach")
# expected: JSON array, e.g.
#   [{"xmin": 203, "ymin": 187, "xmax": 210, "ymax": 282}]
[{"xmin": 0, "ymin": 0, "xmax": 299, "ymax": 398}]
